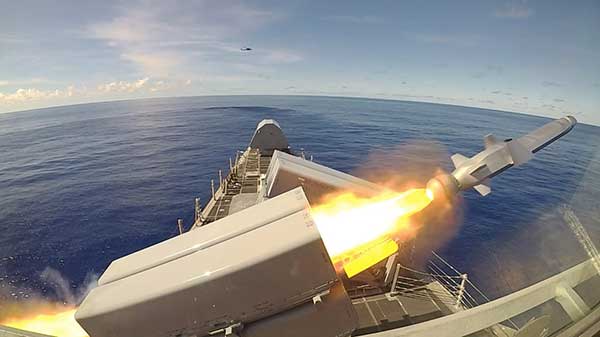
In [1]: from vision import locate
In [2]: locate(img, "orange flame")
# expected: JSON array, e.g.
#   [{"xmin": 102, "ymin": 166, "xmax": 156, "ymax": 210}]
[
  {"xmin": 1, "ymin": 307, "xmax": 88, "ymax": 337},
  {"xmin": 312, "ymin": 188, "xmax": 433, "ymax": 277}
]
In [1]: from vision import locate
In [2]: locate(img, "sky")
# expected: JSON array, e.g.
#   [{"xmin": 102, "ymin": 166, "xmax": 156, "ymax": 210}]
[{"xmin": 1, "ymin": 0, "xmax": 599, "ymax": 124}]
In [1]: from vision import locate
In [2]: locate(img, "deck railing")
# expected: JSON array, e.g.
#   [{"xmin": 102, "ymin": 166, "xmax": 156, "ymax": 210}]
[
  {"xmin": 375, "ymin": 256, "xmax": 599, "ymax": 337},
  {"xmin": 390, "ymin": 251, "xmax": 485, "ymax": 311}
]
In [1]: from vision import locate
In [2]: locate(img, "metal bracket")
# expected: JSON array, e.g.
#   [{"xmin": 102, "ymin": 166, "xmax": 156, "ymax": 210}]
[
  {"xmin": 224, "ymin": 323, "xmax": 243, "ymax": 337},
  {"xmin": 312, "ymin": 289, "xmax": 331, "ymax": 305}
]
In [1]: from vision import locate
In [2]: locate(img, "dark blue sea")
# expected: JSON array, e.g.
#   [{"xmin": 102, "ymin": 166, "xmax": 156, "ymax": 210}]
[{"xmin": 1, "ymin": 95, "xmax": 599, "ymax": 306}]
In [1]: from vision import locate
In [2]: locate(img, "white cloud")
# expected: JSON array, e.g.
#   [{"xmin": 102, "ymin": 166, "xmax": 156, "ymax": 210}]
[
  {"xmin": 87, "ymin": 10, "xmax": 154, "ymax": 43},
  {"xmin": 0, "ymin": 88, "xmax": 70, "ymax": 104},
  {"xmin": 95, "ymin": 77, "xmax": 191, "ymax": 94},
  {"xmin": 83, "ymin": 0, "xmax": 299, "ymax": 83},
  {"xmin": 150, "ymin": 80, "xmax": 165, "ymax": 92},
  {"xmin": 97, "ymin": 77, "xmax": 150, "ymax": 93},
  {"xmin": 87, "ymin": 1, "xmax": 276, "ymax": 44},
  {"xmin": 85, "ymin": 1, "xmax": 283, "ymax": 77},
  {"xmin": 0, "ymin": 78, "xmax": 54, "ymax": 87},
  {"xmin": 0, "ymin": 77, "xmax": 182, "ymax": 108},
  {"xmin": 120, "ymin": 53, "xmax": 181, "ymax": 77},
  {"xmin": 495, "ymin": 1, "xmax": 533, "ymax": 19}
]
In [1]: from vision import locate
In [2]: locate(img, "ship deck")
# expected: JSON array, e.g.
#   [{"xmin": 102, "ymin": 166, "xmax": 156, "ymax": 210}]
[
  {"xmin": 352, "ymin": 283, "xmax": 449, "ymax": 335},
  {"xmin": 198, "ymin": 148, "xmax": 272, "ymax": 225}
]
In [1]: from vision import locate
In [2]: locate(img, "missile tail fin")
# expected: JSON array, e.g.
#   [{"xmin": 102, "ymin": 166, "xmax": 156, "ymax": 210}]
[
  {"xmin": 473, "ymin": 179, "xmax": 491, "ymax": 196},
  {"xmin": 451, "ymin": 153, "xmax": 469, "ymax": 169},
  {"xmin": 483, "ymin": 134, "xmax": 499, "ymax": 149}
]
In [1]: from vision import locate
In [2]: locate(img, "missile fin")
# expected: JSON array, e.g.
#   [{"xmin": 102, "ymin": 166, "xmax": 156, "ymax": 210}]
[
  {"xmin": 451, "ymin": 153, "xmax": 469, "ymax": 168},
  {"xmin": 473, "ymin": 179, "xmax": 491, "ymax": 196},
  {"xmin": 483, "ymin": 134, "xmax": 500, "ymax": 149},
  {"xmin": 507, "ymin": 140, "xmax": 533, "ymax": 166}
]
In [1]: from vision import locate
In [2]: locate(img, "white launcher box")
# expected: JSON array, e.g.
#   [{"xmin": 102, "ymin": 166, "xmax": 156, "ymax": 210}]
[{"xmin": 75, "ymin": 187, "xmax": 357, "ymax": 337}]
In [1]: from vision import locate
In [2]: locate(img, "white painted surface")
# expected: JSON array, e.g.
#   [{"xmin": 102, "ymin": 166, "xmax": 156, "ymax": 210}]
[
  {"xmin": 77, "ymin": 188, "xmax": 339, "ymax": 337},
  {"xmin": 98, "ymin": 187, "xmax": 309, "ymax": 285}
]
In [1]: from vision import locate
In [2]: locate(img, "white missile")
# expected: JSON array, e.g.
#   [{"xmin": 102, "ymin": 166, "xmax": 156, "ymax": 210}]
[{"xmin": 426, "ymin": 116, "xmax": 577, "ymax": 200}]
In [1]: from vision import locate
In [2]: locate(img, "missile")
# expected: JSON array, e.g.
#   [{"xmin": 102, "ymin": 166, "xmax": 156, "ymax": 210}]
[{"xmin": 426, "ymin": 115, "xmax": 577, "ymax": 200}]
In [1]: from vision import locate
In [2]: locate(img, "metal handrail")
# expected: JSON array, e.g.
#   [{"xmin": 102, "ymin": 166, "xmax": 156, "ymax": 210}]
[
  {"xmin": 371, "ymin": 257, "xmax": 598, "ymax": 337},
  {"xmin": 390, "ymin": 252, "xmax": 494, "ymax": 314}
]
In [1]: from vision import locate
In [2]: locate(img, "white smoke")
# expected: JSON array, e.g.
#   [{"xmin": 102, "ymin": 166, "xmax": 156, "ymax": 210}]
[
  {"xmin": 40, "ymin": 268, "xmax": 98, "ymax": 306},
  {"xmin": 0, "ymin": 268, "xmax": 98, "ymax": 321}
]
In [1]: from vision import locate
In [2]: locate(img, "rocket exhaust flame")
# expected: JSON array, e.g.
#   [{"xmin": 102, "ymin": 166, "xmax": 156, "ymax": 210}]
[
  {"xmin": 312, "ymin": 188, "xmax": 434, "ymax": 277},
  {"xmin": 0, "ymin": 268, "xmax": 95, "ymax": 337},
  {"xmin": 1, "ymin": 307, "xmax": 88, "ymax": 337}
]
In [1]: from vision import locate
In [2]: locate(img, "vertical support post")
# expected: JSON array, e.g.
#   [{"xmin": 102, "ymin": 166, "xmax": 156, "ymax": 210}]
[
  {"xmin": 177, "ymin": 218, "xmax": 184, "ymax": 235},
  {"xmin": 310, "ymin": 155, "xmax": 314, "ymax": 161},
  {"xmin": 224, "ymin": 179, "xmax": 228, "ymax": 194},
  {"xmin": 234, "ymin": 151, "xmax": 240, "ymax": 170},
  {"xmin": 229, "ymin": 157, "xmax": 233, "ymax": 172},
  {"xmin": 556, "ymin": 284, "xmax": 591, "ymax": 320},
  {"xmin": 300, "ymin": 148, "xmax": 305, "ymax": 159},
  {"xmin": 194, "ymin": 198, "xmax": 201, "ymax": 222},
  {"xmin": 211, "ymin": 179, "xmax": 215, "ymax": 200},
  {"xmin": 456, "ymin": 273, "xmax": 467, "ymax": 309},
  {"xmin": 218, "ymin": 169, "xmax": 223, "ymax": 187},
  {"xmin": 391, "ymin": 263, "xmax": 401, "ymax": 293}
]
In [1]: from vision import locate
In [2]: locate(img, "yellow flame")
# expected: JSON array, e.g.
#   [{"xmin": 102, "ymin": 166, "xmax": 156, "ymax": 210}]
[
  {"xmin": 312, "ymin": 188, "xmax": 433, "ymax": 277},
  {"xmin": 342, "ymin": 237, "xmax": 399, "ymax": 278},
  {"xmin": 1, "ymin": 307, "xmax": 88, "ymax": 337}
]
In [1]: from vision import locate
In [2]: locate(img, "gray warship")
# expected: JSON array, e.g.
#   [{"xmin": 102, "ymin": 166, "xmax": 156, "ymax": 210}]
[{"xmin": 3, "ymin": 117, "xmax": 599, "ymax": 337}]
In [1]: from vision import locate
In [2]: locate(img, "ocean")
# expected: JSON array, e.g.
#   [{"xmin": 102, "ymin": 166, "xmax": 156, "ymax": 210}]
[{"xmin": 1, "ymin": 95, "xmax": 598, "ymax": 305}]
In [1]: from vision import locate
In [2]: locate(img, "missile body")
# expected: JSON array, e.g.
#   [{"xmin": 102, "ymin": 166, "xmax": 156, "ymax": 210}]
[{"xmin": 426, "ymin": 116, "xmax": 577, "ymax": 200}]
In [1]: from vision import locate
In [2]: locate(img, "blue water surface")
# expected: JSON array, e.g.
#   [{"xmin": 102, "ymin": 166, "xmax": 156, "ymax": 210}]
[{"xmin": 0, "ymin": 95, "xmax": 598, "ymax": 303}]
